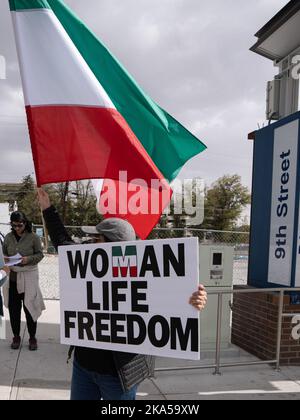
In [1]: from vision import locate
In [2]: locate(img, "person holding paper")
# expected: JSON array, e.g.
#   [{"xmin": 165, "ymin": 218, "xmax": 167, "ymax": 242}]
[
  {"xmin": 37, "ymin": 188, "xmax": 207, "ymax": 401},
  {"xmin": 2, "ymin": 211, "xmax": 45, "ymax": 351},
  {"xmin": 4, "ymin": 254, "xmax": 23, "ymax": 267}
]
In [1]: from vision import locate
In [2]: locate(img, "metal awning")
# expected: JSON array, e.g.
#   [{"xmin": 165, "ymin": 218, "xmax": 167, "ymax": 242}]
[{"xmin": 250, "ymin": 0, "xmax": 300, "ymax": 61}]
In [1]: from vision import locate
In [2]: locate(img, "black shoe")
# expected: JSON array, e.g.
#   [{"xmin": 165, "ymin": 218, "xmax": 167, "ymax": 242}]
[
  {"xmin": 11, "ymin": 336, "xmax": 21, "ymax": 350},
  {"xmin": 29, "ymin": 338, "xmax": 38, "ymax": 351}
]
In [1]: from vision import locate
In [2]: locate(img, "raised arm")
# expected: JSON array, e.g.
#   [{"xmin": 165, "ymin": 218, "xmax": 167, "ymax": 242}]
[{"xmin": 37, "ymin": 188, "xmax": 74, "ymax": 250}]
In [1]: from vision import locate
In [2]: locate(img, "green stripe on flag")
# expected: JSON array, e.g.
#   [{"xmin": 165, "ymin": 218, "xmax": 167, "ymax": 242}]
[
  {"xmin": 47, "ymin": 0, "xmax": 206, "ymax": 182},
  {"xmin": 9, "ymin": 0, "xmax": 50, "ymax": 11}
]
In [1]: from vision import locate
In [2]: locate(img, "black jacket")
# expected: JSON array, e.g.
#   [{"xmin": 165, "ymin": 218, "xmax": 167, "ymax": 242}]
[
  {"xmin": 0, "ymin": 293, "xmax": 3, "ymax": 317},
  {"xmin": 0, "ymin": 272, "xmax": 6, "ymax": 317},
  {"xmin": 43, "ymin": 206, "xmax": 154, "ymax": 391}
]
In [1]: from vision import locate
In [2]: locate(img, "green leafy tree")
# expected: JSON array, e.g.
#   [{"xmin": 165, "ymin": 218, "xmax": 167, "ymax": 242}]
[
  {"xmin": 16, "ymin": 175, "xmax": 42, "ymax": 224},
  {"xmin": 15, "ymin": 176, "xmax": 101, "ymax": 228},
  {"xmin": 44, "ymin": 181, "xmax": 101, "ymax": 227},
  {"xmin": 70, "ymin": 181, "xmax": 102, "ymax": 227},
  {"xmin": 49, "ymin": 182, "xmax": 73, "ymax": 225},
  {"xmin": 202, "ymin": 175, "xmax": 251, "ymax": 231}
]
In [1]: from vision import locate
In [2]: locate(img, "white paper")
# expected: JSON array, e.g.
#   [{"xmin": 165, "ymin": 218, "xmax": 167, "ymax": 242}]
[{"xmin": 4, "ymin": 253, "xmax": 23, "ymax": 267}]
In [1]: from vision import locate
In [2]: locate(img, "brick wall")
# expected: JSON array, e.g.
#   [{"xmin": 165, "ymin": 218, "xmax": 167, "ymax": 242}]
[{"xmin": 231, "ymin": 286, "xmax": 300, "ymax": 365}]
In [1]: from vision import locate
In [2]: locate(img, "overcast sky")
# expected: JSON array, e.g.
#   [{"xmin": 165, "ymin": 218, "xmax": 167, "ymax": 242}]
[{"xmin": 0, "ymin": 0, "xmax": 288, "ymax": 191}]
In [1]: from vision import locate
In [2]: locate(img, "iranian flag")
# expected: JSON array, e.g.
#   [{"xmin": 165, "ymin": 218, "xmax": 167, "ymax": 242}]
[{"xmin": 9, "ymin": 0, "xmax": 206, "ymax": 239}]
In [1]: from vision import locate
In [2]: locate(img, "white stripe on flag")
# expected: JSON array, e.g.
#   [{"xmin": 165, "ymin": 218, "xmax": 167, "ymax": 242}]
[{"xmin": 12, "ymin": 9, "xmax": 115, "ymax": 108}]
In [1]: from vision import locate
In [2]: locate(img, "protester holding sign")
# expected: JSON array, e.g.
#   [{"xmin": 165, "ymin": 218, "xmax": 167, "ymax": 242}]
[
  {"xmin": 2, "ymin": 212, "xmax": 45, "ymax": 351},
  {"xmin": 37, "ymin": 188, "xmax": 207, "ymax": 401}
]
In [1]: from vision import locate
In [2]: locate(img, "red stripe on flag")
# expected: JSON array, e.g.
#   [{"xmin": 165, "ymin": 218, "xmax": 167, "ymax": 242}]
[
  {"xmin": 99, "ymin": 178, "xmax": 172, "ymax": 239},
  {"xmin": 26, "ymin": 105, "xmax": 172, "ymax": 238},
  {"xmin": 25, "ymin": 105, "xmax": 169, "ymax": 188}
]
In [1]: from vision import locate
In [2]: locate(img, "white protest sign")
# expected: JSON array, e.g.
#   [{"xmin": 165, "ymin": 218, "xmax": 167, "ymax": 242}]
[{"xmin": 59, "ymin": 237, "xmax": 200, "ymax": 360}]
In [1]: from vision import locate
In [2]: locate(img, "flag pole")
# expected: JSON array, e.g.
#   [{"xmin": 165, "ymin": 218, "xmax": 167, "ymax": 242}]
[
  {"xmin": 41, "ymin": 209, "xmax": 49, "ymax": 252},
  {"xmin": 36, "ymin": 185, "xmax": 49, "ymax": 252}
]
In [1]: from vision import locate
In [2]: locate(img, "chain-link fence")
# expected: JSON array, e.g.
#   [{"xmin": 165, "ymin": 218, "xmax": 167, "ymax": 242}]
[
  {"xmin": 150, "ymin": 228, "xmax": 249, "ymax": 286},
  {"xmin": 0, "ymin": 223, "xmax": 249, "ymax": 300}
]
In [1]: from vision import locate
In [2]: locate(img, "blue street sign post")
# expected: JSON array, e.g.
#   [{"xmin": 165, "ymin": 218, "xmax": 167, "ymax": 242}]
[{"xmin": 249, "ymin": 112, "xmax": 300, "ymax": 293}]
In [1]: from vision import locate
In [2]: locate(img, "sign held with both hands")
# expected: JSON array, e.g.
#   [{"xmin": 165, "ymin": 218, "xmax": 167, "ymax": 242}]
[{"xmin": 59, "ymin": 238, "xmax": 200, "ymax": 360}]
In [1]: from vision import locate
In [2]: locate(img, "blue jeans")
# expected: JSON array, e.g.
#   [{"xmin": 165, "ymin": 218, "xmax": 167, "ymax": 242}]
[{"xmin": 71, "ymin": 359, "xmax": 138, "ymax": 400}]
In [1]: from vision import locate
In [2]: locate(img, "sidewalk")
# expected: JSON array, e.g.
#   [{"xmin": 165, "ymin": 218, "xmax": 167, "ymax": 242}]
[{"xmin": 1, "ymin": 301, "xmax": 300, "ymax": 400}]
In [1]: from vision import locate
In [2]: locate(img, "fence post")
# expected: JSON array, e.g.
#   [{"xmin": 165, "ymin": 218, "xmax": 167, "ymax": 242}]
[
  {"xmin": 275, "ymin": 290, "xmax": 284, "ymax": 372},
  {"xmin": 214, "ymin": 293, "xmax": 223, "ymax": 375}
]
